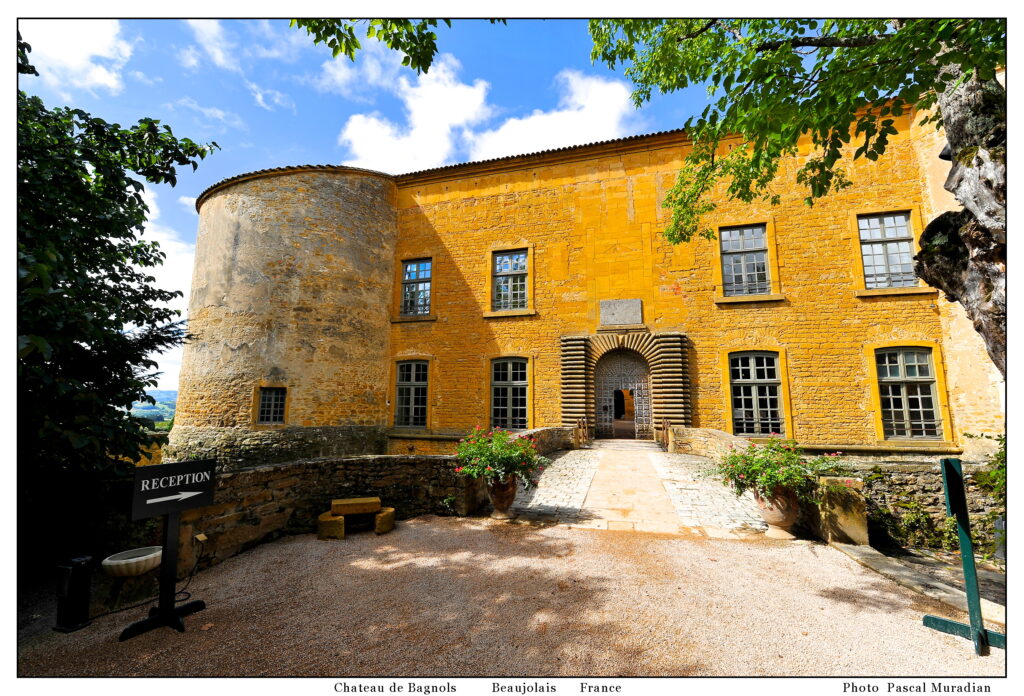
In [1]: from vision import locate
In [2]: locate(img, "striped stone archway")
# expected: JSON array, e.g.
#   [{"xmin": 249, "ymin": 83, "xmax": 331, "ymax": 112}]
[{"xmin": 560, "ymin": 332, "xmax": 691, "ymax": 437}]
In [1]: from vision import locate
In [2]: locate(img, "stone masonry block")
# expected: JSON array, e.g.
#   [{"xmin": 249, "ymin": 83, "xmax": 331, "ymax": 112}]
[
  {"xmin": 317, "ymin": 511, "xmax": 345, "ymax": 540},
  {"xmin": 331, "ymin": 497, "xmax": 382, "ymax": 515},
  {"xmin": 375, "ymin": 507, "xmax": 396, "ymax": 534}
]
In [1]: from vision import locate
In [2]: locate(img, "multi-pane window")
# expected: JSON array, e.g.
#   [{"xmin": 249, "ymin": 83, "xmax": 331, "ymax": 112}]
[
  {"xmin": 395, "ymin": 360, "xmax": 428, "ymax": 427},
  {"xmin": 729, "ymin": 352, "xmax": 784, "ymax": 435},
  {"xmin": 858, "ymin": 212, "xmax": 916, "ymax": 289},
  {"xmin": 491, "ymin": 358, "xmax": 527, "ymax": 429},
  {"xmin": 492, "ymin": 250, "xmax": 528, "ymax": 310},
  {"xmin": 257, "ymin": 387, "xmax": 287, "ymax": 424},
  {"xmin": 720, "ymin": 225, "xmax": 771, "ymax": 296},
  {"xmin": 400, "ymin": 259, "xmax": 432, "ymax": 316},
  {"xmin": 876, "ymin": 348, "xmax": 941, "ymax": 438}
]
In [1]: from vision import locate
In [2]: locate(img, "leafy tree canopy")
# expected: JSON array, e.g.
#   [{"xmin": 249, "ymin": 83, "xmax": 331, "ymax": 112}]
[
  {"xmin": 17, "ymin": 35, "xmax": 217, "ymax": 481},
  {"xmin": 291, "ymin": 18, "xmax": 504, "ymax": 73},
  {"xmin": 588, "ymin": 19, "xmax": 1005, "ymax": 242}
]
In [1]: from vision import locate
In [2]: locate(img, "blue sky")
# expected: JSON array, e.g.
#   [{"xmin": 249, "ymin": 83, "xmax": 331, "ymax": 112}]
[{"xmin": 17, "ymin": 18, "xmax": 713, "ymax": 390}]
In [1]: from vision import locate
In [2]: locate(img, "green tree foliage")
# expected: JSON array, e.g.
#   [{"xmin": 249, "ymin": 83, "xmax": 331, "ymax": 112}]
[
  {"xmin": 17, "ymin": 35, "xmax": 216, "ymax": 499},
  {"xmin": 588, "ymin": 19, "xmax": 1005, "ymax": 242},
  {"xmin": 291, "ymin": 18, "xmax": 504, "ymax": 73}
]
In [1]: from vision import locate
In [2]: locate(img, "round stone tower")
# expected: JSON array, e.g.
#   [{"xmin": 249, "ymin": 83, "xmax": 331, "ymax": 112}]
[{"xmin": 167, "ymin": 166, "xmax": 398, "ymax": 468}]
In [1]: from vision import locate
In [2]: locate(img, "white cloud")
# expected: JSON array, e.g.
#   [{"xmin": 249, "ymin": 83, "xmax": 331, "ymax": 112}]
[
  {"xmin": 19, "ymin": 19, "xmax": 132, "ymax": 96},
  {"xmin": 139, "ymin": 189, "xmax": 196, "ymax": 390},
  {"xmin": 177, "ymin": 46, "xmax": 200, "ymax": 69},
  {"xmin": 312, "ymin": 40, "xmax": 404, "ymax": 100},
  {"xmin": 171, "ymin": 97, "xmax": 246, "ymax": 130},
  {"xmin": 245, "ymin": 19, "xmax": 310, "ymax": 62},
  {"xmin": 178, "ymin": 196, "xmax": 197, "ymax": 212},
  {"xmin": 130, "ymin": 70, "xmax": 161, "ymax": 85},
  {"xmin": 466, "ymin": 70, "xmax": 637, "ymax": 161},
  {"xmin": 245, "ymin": 80, "xmax": 295, "ymax": 112},
  {"xmin": 334, "ymin": 56, "xmax": 637, "ymax": 174},
  {"xmin": 339, "ymin": 54, "xmax": 491, "ymax": 173},
  {"xmin": 185, "ymin": 19, "xmax": 239, "ymax": 72}
]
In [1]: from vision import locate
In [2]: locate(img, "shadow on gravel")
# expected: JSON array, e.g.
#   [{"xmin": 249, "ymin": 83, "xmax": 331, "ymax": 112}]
[{"xmin": 17, "ymin": 516, "xmax": 703, "ymax": 677}]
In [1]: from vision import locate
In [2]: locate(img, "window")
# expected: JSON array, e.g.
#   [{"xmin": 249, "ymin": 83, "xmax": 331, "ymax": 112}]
[
  {"xmin": 395, "ymin": 361, "xmax": 428, "ymax": 427},
  {"xmin": 858, "ymin": 212, "xmax": 916, "ymax": 289},
  {"xmin": 492, "ymin": 250, "xmax": 528, "ymax": 310},
  {"xmin": 491, "ymin": 358, "xmax": 527, "ymax": 429},
  {"xmin": 720, "ymin": 225, "xmax": 771, "ymax": 296},
  {"xmin": 257, "ymin": 387, "xmax": 286, "ymax": 424},
  {"xmin": 729, "ymin": 352, "xmax": 784, "ymax": 435},
  {"xmin": 400, "ymin": 259, "xmax": 432, "ymax": 316},
  {"xmin": 875, "ymin": 348, "xmax": 941, "ymax": 438}
]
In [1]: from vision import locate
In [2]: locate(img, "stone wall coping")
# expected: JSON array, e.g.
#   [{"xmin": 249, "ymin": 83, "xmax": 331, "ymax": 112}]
[
  {"xmin": 387, "ymin": 432, "xmax": 463, "ymax": 441},
  {"xmin": 217, "ymin": 453, "xmax": 457, "ymax": 477},
  {"xmin": 801, "ymin": 443, "xmax": 963, "ymax": 455}
]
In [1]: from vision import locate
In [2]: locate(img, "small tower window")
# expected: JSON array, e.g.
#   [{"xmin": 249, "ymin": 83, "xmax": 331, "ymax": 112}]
[{"xmin": 257, "ymin": 387, "xmax": 287, "ymax": 424}]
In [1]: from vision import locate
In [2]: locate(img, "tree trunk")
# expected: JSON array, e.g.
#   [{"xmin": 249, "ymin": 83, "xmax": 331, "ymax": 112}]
[{"xmin": 914, "ymin": 71, "xmax": 1005, "ymax": 378}]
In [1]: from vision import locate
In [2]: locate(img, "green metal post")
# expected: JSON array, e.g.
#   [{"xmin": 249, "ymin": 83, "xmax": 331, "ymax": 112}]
[{"xmin": 922, "ymin": 458, "xmax": 1005, "ymax": 654}]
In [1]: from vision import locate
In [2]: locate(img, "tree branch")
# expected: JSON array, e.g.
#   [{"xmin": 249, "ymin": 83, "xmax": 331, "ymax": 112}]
[{"xmin": 676, "ymin": 19, "xmax": 717, "ymax": 42}]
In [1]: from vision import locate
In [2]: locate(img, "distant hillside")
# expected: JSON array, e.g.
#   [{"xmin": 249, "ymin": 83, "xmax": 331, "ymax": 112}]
[{"xmin": 130, "ymin": 389, "xmax": 177, "ymax": 423}]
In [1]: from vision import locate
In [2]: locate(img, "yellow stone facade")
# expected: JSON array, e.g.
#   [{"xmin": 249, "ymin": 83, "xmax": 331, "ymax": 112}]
[{"xmin": 174, "ymin": 111, "xmax": 1003, "ymax": 465}]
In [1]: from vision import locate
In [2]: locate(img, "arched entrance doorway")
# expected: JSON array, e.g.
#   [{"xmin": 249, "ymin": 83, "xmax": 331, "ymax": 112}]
[{"xmin": 595, "ymin": 350, "xmax": 652, "ymax": 439}]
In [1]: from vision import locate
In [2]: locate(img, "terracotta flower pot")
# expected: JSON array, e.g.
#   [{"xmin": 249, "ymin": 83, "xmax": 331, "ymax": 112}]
[
  {"xmin": 753, "ymin": 488, "xmax": 800, "ymax": 539},
  {"xmin": 486, "ymin": 475, "xmax": 518, "ymax": 520}
]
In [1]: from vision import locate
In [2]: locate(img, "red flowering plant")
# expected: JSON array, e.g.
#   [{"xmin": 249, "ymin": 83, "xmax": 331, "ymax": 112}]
[
  {"xmin": 711, "ymin": 437, "xmax": 847, "ymax": 504},
  {"xmin": 454, "ymin": 427, "xmax": 551, "ymax": 487}
]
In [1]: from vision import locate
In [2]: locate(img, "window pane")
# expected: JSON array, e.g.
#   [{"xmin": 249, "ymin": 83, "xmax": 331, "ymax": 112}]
[
  {"xmin": 720, "ymin": 224, "xmax": 770, "ymax": 296},
  {"xmin": 859, "ymin": 213, "xmax": 914, "ymax": 288},
  {"xmin": 401, "ymin": 259, "xmax": 432, "ymax": 315},
  {"xmin": 258, "ymin": 387, "xmax": 286, "ymax": 424},
  {"xmin": 729, "ymin": 352, "xmax": 783, "ymax": 435},
  {"xmin": 491, "ymin": 359, "xmax": 528, "ymax": 429},
  {"xmin": 876, "ymin": 348, "xmax": 940, "ymax": 439},
  {"xmin": 396, "ymin": 361, "xmax": 427, "ymax": 426}
]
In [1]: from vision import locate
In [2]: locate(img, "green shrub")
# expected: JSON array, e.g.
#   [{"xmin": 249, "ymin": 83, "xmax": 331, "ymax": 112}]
[
  {"xmin": 454, "ymin": 427, "xmax": 551, "ymax": 487},
  {"xmin": 711, "ymin": 437, "xmax": 847, "ymax": 503}
]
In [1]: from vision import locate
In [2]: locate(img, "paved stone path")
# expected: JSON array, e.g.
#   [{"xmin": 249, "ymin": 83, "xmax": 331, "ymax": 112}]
[{"xmin": 512, "ymin": 440, "xmax": 766, "ymax": 537}]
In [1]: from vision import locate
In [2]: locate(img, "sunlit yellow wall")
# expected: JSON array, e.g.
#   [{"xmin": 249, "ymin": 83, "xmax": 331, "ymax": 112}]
[{"xmin": 388, "ymin": 117, "xmax": 1002, "ymax": 451}]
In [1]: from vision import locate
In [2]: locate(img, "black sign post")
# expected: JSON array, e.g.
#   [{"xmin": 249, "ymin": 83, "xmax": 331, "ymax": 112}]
[{"xmin": 119, "ymin": 459, "xmax": 216, "ymax": 642}]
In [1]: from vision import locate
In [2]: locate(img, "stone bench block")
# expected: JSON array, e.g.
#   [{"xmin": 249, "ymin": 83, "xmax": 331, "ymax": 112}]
[
  {"xmin": 375, "ymin": 507, "xmax": 396, "ymax": 534},
  {"xmin": 317, "ymin": 511, "xmax": 345, "ymax": 540},
  {"xmin": 331, "ymin": 496, "xmax": 382, "ymax": 515}
]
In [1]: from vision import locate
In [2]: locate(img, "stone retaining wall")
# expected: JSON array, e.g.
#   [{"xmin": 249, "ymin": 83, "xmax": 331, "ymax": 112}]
[
  {"xmin": 666, "ymin": 427, "xmax": 749, "ymax": 460},
  {"xmin": 175, "ymin": 454, "xmax": 485, "ymax": 573},
  {"xmin": 171, "ymin": 426, "xmax": 572, "ymax": 573},
  {"xmin": 165, "ymin": 425, "xmax": 388, "ymax": 469},
  {"xmin": 667, "ymin": 426, "xmax": 1001, "ymax": 546},
  {"xmin": 516, "ymin": 426, "xmax": 573, "ymax": 455}
]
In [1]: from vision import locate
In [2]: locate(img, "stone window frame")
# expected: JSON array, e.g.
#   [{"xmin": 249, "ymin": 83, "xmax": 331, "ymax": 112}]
[
  {"xmin": 394, "ymin": 359, "xmax": 429, "ymax": 427},
  {"xmin": 864, "ymin": 341, "xmax": 953, "ymax": 443},
  {"xmin": 399, "ymin": 258, "xmax": 433, "ymax": 317},
  {"xmin": 712, "ymin": 217, "xmax": 785, "ymax": 305},
  {"xmin": 847, "ymin": 206, "xmax": 938, "ymax": 298},
  {"xmin": 489, "ymin": 356, "xmax": 531, "ymax": 430},
  {"xmin": 250, "ymin": 382, "xmax": 290, "ymax": 429},
  {"xmin": 390, "ymin": 356, "xmax": 434, "ymax": 430},
  {"xmin": 718, "ymin": 345, "xmax": 794, "ymax": 439},
  {"xmin": 483, "ymin": 242, "xmax": 536, "ymax": 318}
]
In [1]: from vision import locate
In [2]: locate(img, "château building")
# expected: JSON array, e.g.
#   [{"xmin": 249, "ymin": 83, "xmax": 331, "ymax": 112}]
[{"xmin": 167, "ymin": 109, "xmax": 1003, "ymax": 468}]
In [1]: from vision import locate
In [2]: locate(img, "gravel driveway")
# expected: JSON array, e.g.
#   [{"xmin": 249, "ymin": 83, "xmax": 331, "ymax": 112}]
[{"xmin": 17, "ymin": 516, "xmax": 1005, "ymax": 677}]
